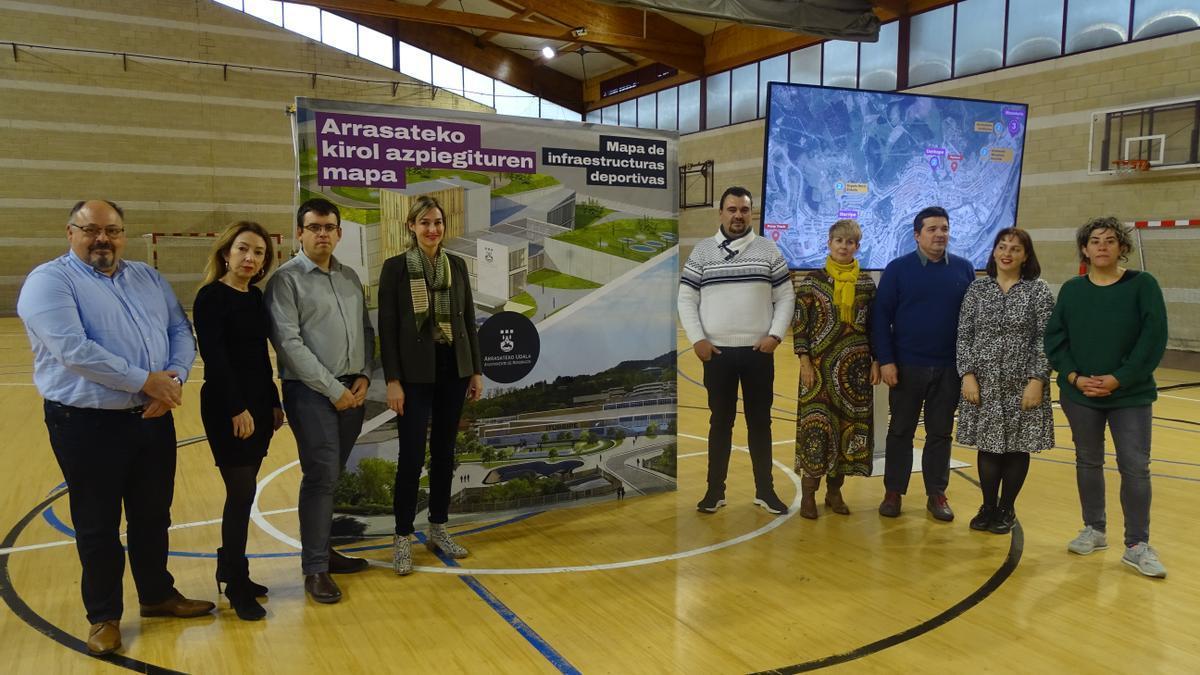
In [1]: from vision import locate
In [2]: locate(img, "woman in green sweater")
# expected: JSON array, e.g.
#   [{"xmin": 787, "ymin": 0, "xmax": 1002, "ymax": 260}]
[{"xmin": 1044, "ymin": 216, "xmax": 1168, "ymax": 578}]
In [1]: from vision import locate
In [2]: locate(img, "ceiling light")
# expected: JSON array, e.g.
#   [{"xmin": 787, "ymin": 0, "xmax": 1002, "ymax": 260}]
[{"xmin": 541, "ymin": 46, "xmax": 555, "ymax": 59}]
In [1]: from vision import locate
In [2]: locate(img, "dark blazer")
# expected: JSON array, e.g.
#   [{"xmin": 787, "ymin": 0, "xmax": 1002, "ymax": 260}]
[{"xmin": 378, "ymin": 252, "xmax": 482, "ymax": 383}]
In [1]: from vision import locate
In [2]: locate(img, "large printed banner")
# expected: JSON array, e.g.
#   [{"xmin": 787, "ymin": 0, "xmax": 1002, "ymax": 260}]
[{"xmin": 293, "ymin": 98, "xmax": 679, "ymax": 536}]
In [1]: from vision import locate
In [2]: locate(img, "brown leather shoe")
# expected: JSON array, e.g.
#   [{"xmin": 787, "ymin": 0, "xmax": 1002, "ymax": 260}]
[
  {"xmin": 825, "ymin": 475, "xmax": 850, "ymax": 515},
  {"xmin": 329, "ymin": 546, "xmax": 369, "ymax": 574},
  {"xmin": 927, "ymin": 494, "xmax": 955, "ymax": 522},
  {"xmin": 305, "ymin": 572, "xmax": 342, "ymax": 604},
  {"xmin": 86, "ymin": 620, "xmax": 121, "ymax": 655},
  {"xmin": 799, "ymin": 476, "xmax": 820, "ymax": 519},
  {"xmin": 878, "ymin": 491, "xmax": 902, "ymax": 518},
  {"xmin": 139, "ymin": 591, "xmax": 215, "ymax": 618}
]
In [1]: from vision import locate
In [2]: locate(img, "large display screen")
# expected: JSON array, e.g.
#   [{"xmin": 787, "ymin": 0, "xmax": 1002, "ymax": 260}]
[{"xmin": 761, "ymin": 83, "xmax": 1028, "ymax": 270}]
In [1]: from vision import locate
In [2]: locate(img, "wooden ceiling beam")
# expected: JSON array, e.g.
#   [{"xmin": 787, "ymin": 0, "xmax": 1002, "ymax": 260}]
[
  {"xmin": 482, "ymin": 0, "xmax": 638, "ymax": 66},
  {"xmin": 871, "ymin": 0, "xmax": 909, "ymax": 16},
  {"xmin": 515, "ymin": 0, "xmax": 702, "ymax": 70},
  {"xmin": 294, "ymin": 0, "xmax": 701, "ymax": 72},
  {"xmin": 478, "ymin": 8, "xmax": 537, "ymax": 42},
  {"xmin": 391, "ymin": 18, "xmax": 583, "ymax": 111}
]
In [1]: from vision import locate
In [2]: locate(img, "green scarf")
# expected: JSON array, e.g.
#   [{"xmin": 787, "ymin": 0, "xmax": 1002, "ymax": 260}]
[
  {"xmin": 824, "ymin": 256, "xmax": 859, "ymax": 324},
  {"xmin": 406, "ymin": 247, "xmax": 453, "ymax": 343}
]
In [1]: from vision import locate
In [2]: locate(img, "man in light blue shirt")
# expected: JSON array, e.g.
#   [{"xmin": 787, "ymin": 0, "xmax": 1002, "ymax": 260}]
[{"xmin": 17, "ymin": 200, "xmax": 213, "ymax": 656}]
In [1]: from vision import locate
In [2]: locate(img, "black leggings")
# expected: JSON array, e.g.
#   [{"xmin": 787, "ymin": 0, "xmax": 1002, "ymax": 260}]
[
  {"xmin": 977, "ymin": 452, "xmax": 1030, "ymax": 511},
  {"xmin": 219, "ymin": 460, "xmax": 263, "ymax": 558}
]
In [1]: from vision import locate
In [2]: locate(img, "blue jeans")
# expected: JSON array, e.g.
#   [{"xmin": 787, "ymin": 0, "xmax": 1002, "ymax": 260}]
[
  {"xmin": 282, "ymin": 380, "xmax": 366, "ymax": 574},
  {"xmin": 1060, "ymin": 397, "xmax": 1153, "ymax": 547}
]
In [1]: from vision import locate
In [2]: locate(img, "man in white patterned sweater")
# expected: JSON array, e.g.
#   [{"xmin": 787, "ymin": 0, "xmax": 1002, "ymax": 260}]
[{"xmin": 678, "ymin": 186, "xmax": 795, "ymax": 515}]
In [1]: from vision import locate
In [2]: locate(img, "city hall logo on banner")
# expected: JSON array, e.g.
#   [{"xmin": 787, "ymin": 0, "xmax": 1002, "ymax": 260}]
[{"xmin": 479, "ymin": 312, "xmax": 539, "ymax": 383}]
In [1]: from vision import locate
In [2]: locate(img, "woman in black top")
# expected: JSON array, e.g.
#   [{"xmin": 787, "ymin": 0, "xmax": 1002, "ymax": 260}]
[
  {"xmin": 194, "ymin": 221, "xmax": 282, "ymax": 620},
  {"xmin": 379, "ymin": 196, "xmax": 483, "ymax": 576}
]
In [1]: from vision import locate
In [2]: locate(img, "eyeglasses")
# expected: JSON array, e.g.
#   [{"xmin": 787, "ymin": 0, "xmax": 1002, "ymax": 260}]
[
  {"xmin": 70, "ymin": 224, "xmax": 125, "ymax": 238},
  {"xmin": 303, "ymin": 224, "xmax": 340, "ymax": 234}
]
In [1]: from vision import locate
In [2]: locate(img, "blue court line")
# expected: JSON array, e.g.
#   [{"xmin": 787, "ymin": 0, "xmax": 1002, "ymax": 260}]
[
  {"xmin": 41, "ymin": 505, "xmax": 73, "ymax": 538},
  {"xmin": 413, "ymin": 531, "xmax": 581, "ymax": 675},
  {"xmin": 37, "ymin": 508, "xmax": 545, "ymax": 559},
  {"xmin": 340, "ymin": 511, "xmax": 543, "ymax": 554}
]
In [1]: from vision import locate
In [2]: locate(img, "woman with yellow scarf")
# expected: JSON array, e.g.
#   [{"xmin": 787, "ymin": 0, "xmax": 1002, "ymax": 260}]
[{"xmin": 793, "ymin": 220, "xmax": 880, "ymax": 519}]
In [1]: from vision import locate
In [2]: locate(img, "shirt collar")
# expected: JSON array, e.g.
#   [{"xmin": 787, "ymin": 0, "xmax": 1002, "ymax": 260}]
[
  {"xmin": 712, "ymin": 227, "xmax": 756, "ymax": 260},
  {"xmin": 297, "ymin": 249, "xmax": 340, "ymax": 273},
  {"xmin": 66, "ymin": 250, "xmax": 124, "ymax": 278},
  {"xmin": 915, "ymin": 248, "xmax": 947, "ymax": 266}
]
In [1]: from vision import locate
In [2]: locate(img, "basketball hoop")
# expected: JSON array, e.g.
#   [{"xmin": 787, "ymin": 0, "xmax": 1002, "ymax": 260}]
[{"xmin": 1113, "ymin": 159, "xmax": 1151, "ymax": 175}]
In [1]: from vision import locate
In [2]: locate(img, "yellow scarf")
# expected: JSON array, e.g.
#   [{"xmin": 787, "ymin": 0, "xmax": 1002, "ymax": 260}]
[{"xmin": 824, "ymin": 256, "xmax": 859, "ymax": 324}]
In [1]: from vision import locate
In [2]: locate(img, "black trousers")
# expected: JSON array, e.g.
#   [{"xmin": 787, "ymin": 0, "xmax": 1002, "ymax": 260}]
[
  {"xmin": 701, "ymin": 346, "xmax": 776, "ymax": 494},
  {"xmin": 882, "ymin": 365, "xmax": 959, "ymax": 496},
  {"xmin": 44, "ymin": 401, "xmax": 178, "ymax": 624},
  {"xmin": 393, "ymin": 343, "xmax": 470, "ymax": 536}
]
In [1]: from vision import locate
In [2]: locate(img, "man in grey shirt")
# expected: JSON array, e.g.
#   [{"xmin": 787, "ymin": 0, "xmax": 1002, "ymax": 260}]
[{"xmin": 267, "ymin": 198, "xmax": 374, "ymax": 604}]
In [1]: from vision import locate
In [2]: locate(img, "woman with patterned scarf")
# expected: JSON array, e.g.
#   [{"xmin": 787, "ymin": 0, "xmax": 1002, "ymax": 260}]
[
  {"xmin": 378, "ymin": 195, "xmax": 484, "ymax": 575},
  {"xmin": 793, "ymin": 219, "xmax": 880, "ymax": 519}
]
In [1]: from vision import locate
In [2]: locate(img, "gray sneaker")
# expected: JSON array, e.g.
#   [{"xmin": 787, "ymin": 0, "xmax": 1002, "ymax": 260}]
[
  {"xmin": 1122, "ymin": 542, "xmax": 1167, "ymax": 578},
  {"xmin": 1067, "ymin": 526, "xmax": 1108, "ymax": 555}
]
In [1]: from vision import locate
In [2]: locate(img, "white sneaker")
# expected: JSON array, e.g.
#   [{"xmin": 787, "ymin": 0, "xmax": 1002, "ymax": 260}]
[
  {"xmin": 1122, "ymin": 542, "xmax": 1167, "ymax": 578},
  {"xmin": 1067, "ymin": 526, "xmax": 1108, "ymax": 555}
]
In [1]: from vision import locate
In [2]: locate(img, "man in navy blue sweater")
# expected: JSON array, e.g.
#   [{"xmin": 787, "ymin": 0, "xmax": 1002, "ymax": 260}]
[{"xmin": 871, "ymin": 206, "xmax": 975, "ymax": 521}]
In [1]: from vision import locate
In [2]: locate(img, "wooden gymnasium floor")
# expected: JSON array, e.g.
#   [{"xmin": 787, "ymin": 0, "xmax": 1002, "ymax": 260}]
[{"xmin": 1, "ymin": 317, "xmax": 1198, "ymax": 673}]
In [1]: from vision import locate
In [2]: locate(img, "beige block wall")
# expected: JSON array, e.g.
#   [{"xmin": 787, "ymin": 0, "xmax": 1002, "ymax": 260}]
[
  {"xmin": 0, "ymin": 0, "xmax": 490, "ymax": 311},
  {"xmin": 679, "ymin": 31, "xmax": 1200, "ymax": 351}
]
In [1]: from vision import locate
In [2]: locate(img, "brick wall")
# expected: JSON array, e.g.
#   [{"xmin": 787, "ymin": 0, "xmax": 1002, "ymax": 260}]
[{"xmin": 0, "ymin": 0, "xmax": 489, "ymax": 310}]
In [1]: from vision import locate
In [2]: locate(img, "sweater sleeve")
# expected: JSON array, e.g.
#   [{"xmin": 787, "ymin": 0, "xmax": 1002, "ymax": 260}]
[
  {"xmin": 1111, "ymin": 273, "xmax": 1169, "ymax": 388},
  {"xmin": 677, "ymin": 250, "xmax": 707, "ymax": 345},
  {"xmin": 870, "ymin": 261, "xmax": 899, "ymax": 366},
  {"xmin": 1043, "ymin": 284, "xmax": 1077, "ymax": 378},
  {"xmin": 1026, "ymin": 280, "xmax": 1054, "ymax": 382},
  {"xmin": 955, "ymin": 280, "xmax": 980, "ymax": 377},
  {"xmin": 768, "ymin": 257, "xmax": 796, "ymax": 339}
]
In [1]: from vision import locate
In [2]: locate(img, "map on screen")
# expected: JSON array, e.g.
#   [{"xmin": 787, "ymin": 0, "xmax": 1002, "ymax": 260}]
[{"xmin": 761, "ymin": 83, "xmax": 1028, "ymax": 270}]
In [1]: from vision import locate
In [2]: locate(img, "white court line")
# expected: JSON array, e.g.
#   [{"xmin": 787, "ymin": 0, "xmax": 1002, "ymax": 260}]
[
  {"xmin": 1161, "ymin": 393, "xmax": 1200, "ymax": 402},
  {"xmin": 250, "ymin": 460, "xmax": 303, "ymax": 549},
  {"xmin": 357, "ymin": 434, "xmax": 804, "ymax": 576},
  {"xmin": 248, "ymin": 409, "xmax": 397, "ymax": 550}
]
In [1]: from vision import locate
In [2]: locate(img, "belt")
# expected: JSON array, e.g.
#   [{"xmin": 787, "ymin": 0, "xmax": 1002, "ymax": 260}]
[
  {"xmin": 48, "ymin": 400, "xmax": 145, "ymax": 415},
  {"xmin": 336, "ymin": 375, "xmax": 362, "ymax": 385}
]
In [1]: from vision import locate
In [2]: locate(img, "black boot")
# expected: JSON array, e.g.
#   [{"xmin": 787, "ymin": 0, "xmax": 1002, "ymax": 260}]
[
  {"xmin": 217, "ymin": 547, "xmax": 268, "ymax": 597},
  {"xmin": 217, "ymin": 550, "xmax": 266, "ymax": 621}
]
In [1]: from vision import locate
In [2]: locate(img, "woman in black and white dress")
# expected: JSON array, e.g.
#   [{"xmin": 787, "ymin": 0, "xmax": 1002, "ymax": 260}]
[{"xmin": 955, "ymin": 227, "xmax": 1055, "ymax": 534}]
